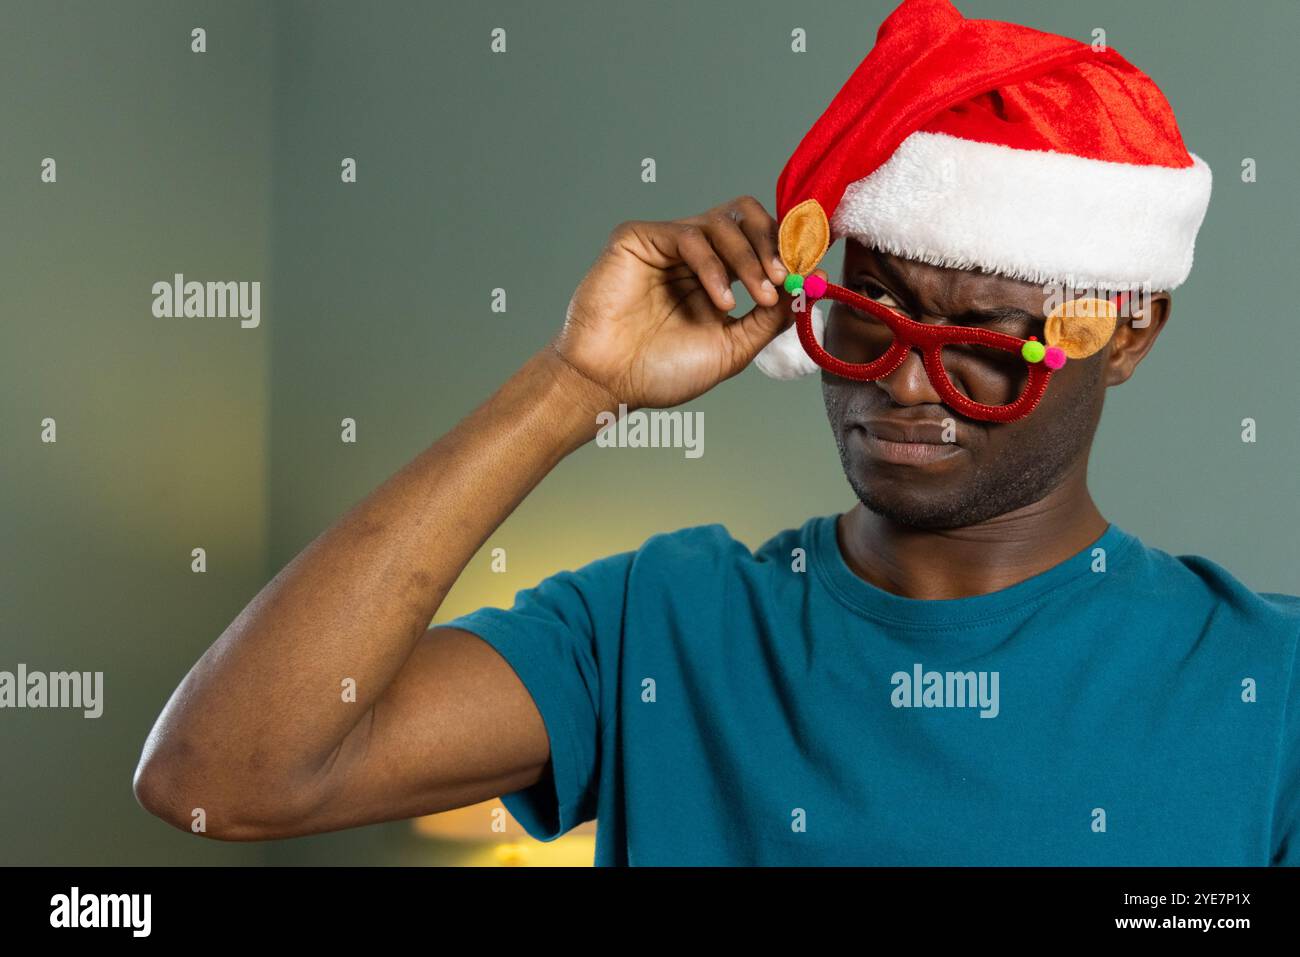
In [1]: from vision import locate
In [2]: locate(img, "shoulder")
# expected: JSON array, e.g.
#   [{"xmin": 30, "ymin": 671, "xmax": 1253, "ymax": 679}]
[
  {"xmin": 603, "ymin": 517, "xmax": 829, "ymax": 634},
  {"xmin": 627, "ymin": 515, "xmax": 831, "ymax": 578},
  {"xmin": 474, "ymin": 517, "xmax": 830, "ymax": 626},
  {"xmin": 1116, "ymin": 530, "xmax": 1300, "ymax": 650}
]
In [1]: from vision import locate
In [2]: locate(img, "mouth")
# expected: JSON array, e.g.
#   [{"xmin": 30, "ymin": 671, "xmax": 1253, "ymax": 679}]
[{"xmin": 851, "ymin": 420, "xmax": 965, "ymax": 467}]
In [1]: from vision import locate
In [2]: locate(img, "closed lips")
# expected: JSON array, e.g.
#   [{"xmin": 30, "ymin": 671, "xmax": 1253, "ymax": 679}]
[{"xmin": 860, "ymin": 420, "xmax": 953, "ymax": 445}]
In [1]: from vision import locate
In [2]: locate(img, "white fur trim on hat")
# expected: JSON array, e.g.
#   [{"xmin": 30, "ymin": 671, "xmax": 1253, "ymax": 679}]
[
  {"xmin": 830, "ymin": 131, "xmax": 1213, "ymax": 293},
  {"xmin": 753, "ymin": 301, "xmax": 825, "ymax": 380}
]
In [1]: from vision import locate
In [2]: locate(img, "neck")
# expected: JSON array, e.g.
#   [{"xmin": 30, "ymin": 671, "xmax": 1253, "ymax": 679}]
[{"xmin": 837, "ymin": 465, "xmax": 1107, "ymax": 600}]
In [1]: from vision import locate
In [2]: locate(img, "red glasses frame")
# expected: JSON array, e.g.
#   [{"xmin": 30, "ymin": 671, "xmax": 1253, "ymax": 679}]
[{"xmin": 796, "ymin": 281, "xmax": 1060, "ymax": 423}]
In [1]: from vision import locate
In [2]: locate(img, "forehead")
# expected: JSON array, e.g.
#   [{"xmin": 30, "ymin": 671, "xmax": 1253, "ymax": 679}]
[{"xmin": 842, "ymin": 238, "xmax": 1054, "ymax": 315}]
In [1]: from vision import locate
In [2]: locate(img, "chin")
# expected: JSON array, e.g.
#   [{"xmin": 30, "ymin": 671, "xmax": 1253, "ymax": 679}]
[
  {"xmin": 848, "ymin": 458, "xmax": 1022, "ymax": 529},
  {"xmin": 843, "ymin": 453, "xmax": 977, "ymax": 529},
  {"xmin": 854, "ymin": 484, "xmax": 983, "ymax": 530}
]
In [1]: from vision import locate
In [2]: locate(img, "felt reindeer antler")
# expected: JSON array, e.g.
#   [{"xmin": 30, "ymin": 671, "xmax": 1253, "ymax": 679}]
[
  {"xmin": 777, "ymin": 199, "xmax": 831, "ymax": 299},
  {"xmin": 1044, "ymin": 296, "xmax": 1121, "ymax": 360}
]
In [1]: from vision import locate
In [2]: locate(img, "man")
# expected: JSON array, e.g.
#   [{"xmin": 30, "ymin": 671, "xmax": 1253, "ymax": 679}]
[{"xmin": 134, "ymin": 0, "xmax": 1299, "ymax": 865}]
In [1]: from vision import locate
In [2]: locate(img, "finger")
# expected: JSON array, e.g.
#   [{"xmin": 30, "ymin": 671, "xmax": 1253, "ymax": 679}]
[
  {"xmin": 720, "ymin": 289, "xmax": 799, "ymax": 375},
  {"xmin": 729, "ymin": 196, "xmax": 787, "ymax": 286},
  {"xmin": 671, "ymin": 224, "xmax": 735, "ymax": 312},
  {"xmin": 784, "ymin": 267, "xmax": 829, "ymax": 317},
  {"xmin": 721, "ymin": 264, "xmax": 832, "ymax": 372},
  {"xmin": 705, "ymin": 213, "xmax": 780, "ymax": 309}
]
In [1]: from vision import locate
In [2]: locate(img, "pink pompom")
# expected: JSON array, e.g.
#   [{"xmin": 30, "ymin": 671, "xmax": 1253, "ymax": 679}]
[
  {"xmin": 803, "ymin": 274, "xmax": 827, "ymax": 299},
  {"xmin": 1043, "ymin": 346, "xmax": 1067, "ymax": 370}
]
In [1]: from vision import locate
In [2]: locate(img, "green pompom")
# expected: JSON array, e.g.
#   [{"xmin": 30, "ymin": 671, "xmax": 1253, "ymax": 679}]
[
  {"xmin": 783, "ymin": 273, "xmax": 804, "ymax": 294},
  {"xmin": 1021, "ymin": 340, "xmax": 1046, "ymax": 363}
]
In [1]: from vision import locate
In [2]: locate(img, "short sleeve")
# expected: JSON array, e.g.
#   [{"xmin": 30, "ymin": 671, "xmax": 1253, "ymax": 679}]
[{"xmin": 440, "ymin": 550, "xmax": 633, "ymax": 842}]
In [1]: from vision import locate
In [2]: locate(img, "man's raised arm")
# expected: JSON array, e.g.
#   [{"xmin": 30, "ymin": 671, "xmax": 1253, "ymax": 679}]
[{"xmin": 132, "ymin": 197, "xmax": 800, "ymax": 840}]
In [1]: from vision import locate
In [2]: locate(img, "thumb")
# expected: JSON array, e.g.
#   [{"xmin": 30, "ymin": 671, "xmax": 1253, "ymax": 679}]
[{"xmin": 721, "ymin": 268, "xmax": 828, "ymax": 372}]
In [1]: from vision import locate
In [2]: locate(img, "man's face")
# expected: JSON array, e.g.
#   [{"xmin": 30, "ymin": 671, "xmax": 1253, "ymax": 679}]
[{"xmin": 821, "ymin": 240, "xmax": 1161, "ymax": 530}]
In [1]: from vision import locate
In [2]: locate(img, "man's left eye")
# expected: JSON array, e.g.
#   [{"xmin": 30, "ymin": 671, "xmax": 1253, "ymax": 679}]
[{"xmin": 983, "ymin": 313, "xmax": 1041, "ymax": 336}]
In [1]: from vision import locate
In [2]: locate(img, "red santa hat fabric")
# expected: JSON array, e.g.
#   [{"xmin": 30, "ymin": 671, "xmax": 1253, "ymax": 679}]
[{"xmin": 755, "ymin": 0, "xmax": 1212, "ymax": 380}]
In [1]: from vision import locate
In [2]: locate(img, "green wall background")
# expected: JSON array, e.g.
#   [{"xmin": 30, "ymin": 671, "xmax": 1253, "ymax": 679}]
[{"xmin": 2, "ymin": 0, "xmax": 1296, "ymax": 865}]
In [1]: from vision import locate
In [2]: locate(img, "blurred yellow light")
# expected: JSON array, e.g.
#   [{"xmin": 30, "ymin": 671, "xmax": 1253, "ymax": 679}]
[{"xmin": 412, "ymin": 799, "xmax": 597, "ymax": 866}]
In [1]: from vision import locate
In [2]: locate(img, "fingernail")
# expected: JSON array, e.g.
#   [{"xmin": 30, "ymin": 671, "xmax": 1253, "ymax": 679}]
[
  {"xmin": 771, "ymin": 257, "xmax": 787, "ymax": 280},
  {"xmin": 761, "ymin": 279, "xmax": 776, "ymax": 299},
  {"xmin": 721, "ymin": 287, "xmax": 735, "ymax": 307}
]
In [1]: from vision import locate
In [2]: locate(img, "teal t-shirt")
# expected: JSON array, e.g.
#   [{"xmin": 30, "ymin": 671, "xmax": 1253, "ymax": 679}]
[{"xmin": 444, "ymin": 516, "xmax": 1300, "ymax": 866}]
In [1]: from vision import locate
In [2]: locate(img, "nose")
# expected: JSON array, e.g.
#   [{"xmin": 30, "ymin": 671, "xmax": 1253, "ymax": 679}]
[{"xmin": 874, "ymin": 345, "xmax": 943, "ymax": 407}]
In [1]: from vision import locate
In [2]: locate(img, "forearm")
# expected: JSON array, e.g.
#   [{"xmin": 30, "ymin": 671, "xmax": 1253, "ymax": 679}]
[{"xmin": 138, "ymin": 347, "xmax": 611, "ymax": 807}]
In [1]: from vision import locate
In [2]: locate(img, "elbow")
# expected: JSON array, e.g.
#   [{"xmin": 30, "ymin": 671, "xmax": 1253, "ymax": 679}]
[
  {"xmin": 133, "ymin": 744, "xmax": 312, "ymax": 842},
  {"xmin": 132, "ymin": 748, "xmax": 232, "ymax": 838},
  {"xmin": 132, "ymin": 748, "xmax": 201, "ymax": 834}
]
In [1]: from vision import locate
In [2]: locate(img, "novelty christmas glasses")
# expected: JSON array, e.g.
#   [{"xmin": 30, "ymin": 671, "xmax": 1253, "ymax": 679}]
[
  {"xmin": 773, "ymin": 199, "xmax": 1125, "ymax": 423},
  {"xmin": 793, "ymin": 280, "xmax": 1066, "ymax": 423}
]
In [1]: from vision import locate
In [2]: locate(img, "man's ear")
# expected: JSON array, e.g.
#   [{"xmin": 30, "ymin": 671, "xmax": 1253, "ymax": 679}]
[{"xmin": 1104, "ymin": 291, "xmax": 1171, "ymax": 387}]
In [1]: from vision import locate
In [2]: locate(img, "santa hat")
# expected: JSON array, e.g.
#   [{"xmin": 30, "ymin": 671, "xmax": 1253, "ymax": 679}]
[{"xmin": 755, "ymin": 0, "xmax": 1212, "ymax": 380}]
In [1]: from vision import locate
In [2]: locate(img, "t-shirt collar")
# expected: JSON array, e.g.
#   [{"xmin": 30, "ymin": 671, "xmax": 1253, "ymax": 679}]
[{"xmin": 811, "ymin": 513, "xmax": 1136, "ymax": 631}]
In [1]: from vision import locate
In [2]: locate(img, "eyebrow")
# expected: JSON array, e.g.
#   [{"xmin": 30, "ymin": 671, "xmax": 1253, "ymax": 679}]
[{"xmin": 953, "ymin": 306, "xmax": 1045, "ymax": 327}]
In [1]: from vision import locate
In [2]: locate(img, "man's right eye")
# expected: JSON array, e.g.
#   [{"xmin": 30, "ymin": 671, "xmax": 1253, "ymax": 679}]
[{"xmin": 848, "ymin": 280, "xmax": 903, "ymax": 310}]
